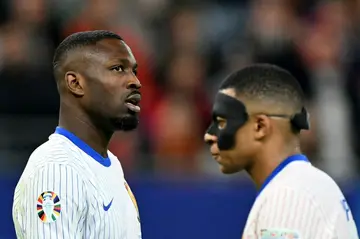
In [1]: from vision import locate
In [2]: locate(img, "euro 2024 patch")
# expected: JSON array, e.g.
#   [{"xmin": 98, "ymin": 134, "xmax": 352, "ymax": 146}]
[
  {"xmin": 260, "ymin": 228, "xmax": 300, "ymax": 239},
  {"xmin": 37, "ymin": 191, "xmax": 61, "ymax": 223}
]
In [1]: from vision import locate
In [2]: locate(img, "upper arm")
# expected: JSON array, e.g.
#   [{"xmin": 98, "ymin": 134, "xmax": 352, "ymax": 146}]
[
  {"xmin": 256, "ymin": 187, "xmax": 331, "ymax": 239},
  {"xmin": 13, "ymin": 163, "xmax": 88, "ymax": 239}
]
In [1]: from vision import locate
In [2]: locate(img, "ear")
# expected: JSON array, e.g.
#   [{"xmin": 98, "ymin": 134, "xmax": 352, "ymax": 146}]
[
  {"xmin": 253, "ymin": 115, "xmax": 271, "ymax": 140},
  {"xmin": 65, "ymin": 71, "xmax": 85, "ymax": 97}
]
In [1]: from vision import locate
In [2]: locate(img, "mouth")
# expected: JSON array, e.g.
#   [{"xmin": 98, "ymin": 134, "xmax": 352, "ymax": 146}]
[
  {"xmin": 125, "ymin": 93, "xmax": 141, "ymax": 113},
  {"xmin": 212, "ymin": 154, "xmax": 221, "ymax": 162}
]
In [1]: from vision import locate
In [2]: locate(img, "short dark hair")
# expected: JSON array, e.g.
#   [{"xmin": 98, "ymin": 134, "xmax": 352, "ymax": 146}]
[
  {"xmin": 53, "ymin": 30, "xmax": 123, "ymax": 72},
  {"xmin": 219, "ymin": 63, "xmax": 305, "ymax": 111}
]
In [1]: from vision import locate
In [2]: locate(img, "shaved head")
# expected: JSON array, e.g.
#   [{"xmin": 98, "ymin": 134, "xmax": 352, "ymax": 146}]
[
  {"xmin": 53, "ymin": 30, "xmax": 123, "ymax": 87},
  {"xmin": 219, "ymin": 63, "xmax": 305, "ymax": 116}
]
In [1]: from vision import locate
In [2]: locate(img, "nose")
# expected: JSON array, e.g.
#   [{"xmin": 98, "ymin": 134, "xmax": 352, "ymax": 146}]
[
  {"xmin": 127, "ymin": 77, "xmax": 142, "ymax": 90},
  {"xmin": 204, "ymin": 133, "xmax": 217, "ymax": 145}
]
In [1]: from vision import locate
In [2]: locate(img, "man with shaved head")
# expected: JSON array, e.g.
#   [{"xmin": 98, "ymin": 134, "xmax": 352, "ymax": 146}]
[{"xmin": 13, "ymin": 30, "xmax": 142, "ymax": 238}]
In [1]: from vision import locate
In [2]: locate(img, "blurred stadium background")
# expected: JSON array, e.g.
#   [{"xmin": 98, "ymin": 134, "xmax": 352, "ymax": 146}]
[{"xmin": 1, "ymin": 0, "xmax": 360, "ymax": 238}]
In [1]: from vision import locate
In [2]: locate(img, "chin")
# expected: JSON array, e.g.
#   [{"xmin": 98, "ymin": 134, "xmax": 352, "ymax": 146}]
[
  {"xmin": 219, "ymin": 165, "xmax": 242, "ymax": 174},
  {"xmin": 113, "ymin": 114, "xmax": 139, "ymax": 131}
]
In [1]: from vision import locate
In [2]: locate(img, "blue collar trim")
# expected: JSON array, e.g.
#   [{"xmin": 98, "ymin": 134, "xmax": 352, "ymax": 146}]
[
  {"xmin": 257, "ymin": 154, "xmax": 309, "ymax": 197},
  {"xmin": 55, "ymin": 127, "xmax": 111, "ymax": 167}
]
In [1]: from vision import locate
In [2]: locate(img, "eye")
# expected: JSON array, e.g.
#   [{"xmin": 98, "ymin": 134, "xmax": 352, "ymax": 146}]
[
  {"xmin": 215, "ymin": 117, "xmax": 227, "ymax": 130},
  {"xmin": 217, "ymin": 120, "xmax": 226, "ymax": 130},
  {"xmin": 111, "ymin": 65, "xmax": 125, "ymax": 72},
  {"xmin": 132, "ymin": 68, "xmax": 138, "ymax": 76}
]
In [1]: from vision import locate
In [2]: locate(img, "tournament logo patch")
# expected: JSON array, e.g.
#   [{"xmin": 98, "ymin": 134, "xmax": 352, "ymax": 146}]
[
  {"xmin": 260, "ymin": 228, "xmax": 300, "ymax": 239},
  {"xmin": 124, "ymin": 181, "xmax": 140, "ymax": 222},
  {"xmin": 37, "ymin": 191, "xmax": 61, "ymax": 223}
]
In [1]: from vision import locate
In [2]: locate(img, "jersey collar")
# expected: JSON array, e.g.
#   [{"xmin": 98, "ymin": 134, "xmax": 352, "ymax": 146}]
[
  {"xmin": 54, "ymin": 127, "xmax": 111, "ymax": 167},
  {"xmin": 257, "ymin": 154, "xmax": 309, "ymax": 197}
]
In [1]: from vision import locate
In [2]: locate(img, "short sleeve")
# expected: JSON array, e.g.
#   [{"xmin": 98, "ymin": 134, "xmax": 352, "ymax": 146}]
[{"xmin": 13, "ymin": 163, "xmax": 87, "ymax": 239}]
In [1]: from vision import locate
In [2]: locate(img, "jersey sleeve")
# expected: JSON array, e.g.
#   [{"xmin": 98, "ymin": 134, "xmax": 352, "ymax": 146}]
[
  {"xmin": 13, "ymin": 163, "xmax": 87, "ymax": 239},
  {"xmin": 255, "ymin": 187, "xmax": 332, "ymax": 239}
]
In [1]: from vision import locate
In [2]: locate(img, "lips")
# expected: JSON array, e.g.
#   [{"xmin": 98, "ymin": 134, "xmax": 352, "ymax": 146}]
[
  {"xmin": 125, "ymin": 93, "xmax": 141, "ymax": 113},
  {"xmin": 126, "ymin": 93, "xmax": 141, "ymax": 105},
  {"xmin": 209, "ymin": 151, "xmax": 219, "ymax": 161}
]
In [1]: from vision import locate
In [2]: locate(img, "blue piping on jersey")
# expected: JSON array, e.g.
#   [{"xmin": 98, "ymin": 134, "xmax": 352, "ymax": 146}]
[
  {"xmin": 55, "ymin": 127, "xmax": 111, "ymax": 167},
  {"xmin": 257, "ymin": 154, "xmax": 309, "ymax": 197}
]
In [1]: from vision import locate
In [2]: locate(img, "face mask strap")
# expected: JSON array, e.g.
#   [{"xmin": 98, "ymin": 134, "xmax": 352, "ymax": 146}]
[
  {"xmin": 258, "ymin": 107, "xmax": 310, "ymax": 131},
  {"xmin": 290, "ymin": 107, "xmax": 310, "ymax": 131}
]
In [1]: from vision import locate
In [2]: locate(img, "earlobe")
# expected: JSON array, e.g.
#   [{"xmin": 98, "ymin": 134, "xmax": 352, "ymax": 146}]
[{"xmin": 65, "ymin": 71, "xmax": 84, "ymax": 96}]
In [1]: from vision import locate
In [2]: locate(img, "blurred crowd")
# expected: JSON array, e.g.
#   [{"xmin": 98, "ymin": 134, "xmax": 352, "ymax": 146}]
[{"xmin": 0, "ymin": 0, "xmax": 360, "ymax": 181}]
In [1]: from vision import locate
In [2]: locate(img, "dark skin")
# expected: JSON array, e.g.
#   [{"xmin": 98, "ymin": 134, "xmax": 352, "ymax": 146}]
[
  {"xmin": 204, "ymin": 88, "xmax": 301, "ymax": 189},
  {"xmin": 57, "ymin": 38, "xmax": 141, "ymax": 157}
]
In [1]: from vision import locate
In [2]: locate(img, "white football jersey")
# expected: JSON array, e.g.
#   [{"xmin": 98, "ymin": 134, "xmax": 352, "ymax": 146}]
[
  {"xmin": 12, "ymin": 127, "xmax": 141, "ymax": 239},
  {"xmin": 242, "ymin": 154, "xmax": 358, "ymax": 239}
]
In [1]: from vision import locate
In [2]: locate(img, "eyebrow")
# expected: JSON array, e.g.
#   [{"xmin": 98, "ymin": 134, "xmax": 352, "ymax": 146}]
[
  {"xmin": 213, "ymin": 115, "xmax": 227, "ymax": 122},
  {"xmin": 117, "ymin": 58, "xmax": 138, "ymax": 69}
]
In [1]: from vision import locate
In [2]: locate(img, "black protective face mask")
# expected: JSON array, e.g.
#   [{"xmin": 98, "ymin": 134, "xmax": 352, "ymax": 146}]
[
  {"xmin": 206, "ymin": 93, "xmax": 310, "ymax": 151},
  {"xmin": 206, "ymin": 93, "xmax": 249, "ymax": 150}
]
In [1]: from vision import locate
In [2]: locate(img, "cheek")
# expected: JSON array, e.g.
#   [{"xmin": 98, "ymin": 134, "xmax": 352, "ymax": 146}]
[
  {"xmin": 218, "ymin": 151, "xmax": 235, "ymax": 166},
  {"xmin": 88, "ymin": 89, "xmax": 118, "ymax": 115},
  {"xmin": 234, "ymin": 127, "xmax": 254, "ymax": 154},
  {"xmin": 102, "ymin": 80, "xmax": 126, "ymax": 106},
  {"xmin": 103, "ymin": 79, "xmax": 123, "ymax": 96}
]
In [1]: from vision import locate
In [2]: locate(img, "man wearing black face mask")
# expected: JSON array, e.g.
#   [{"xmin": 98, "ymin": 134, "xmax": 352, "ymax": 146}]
[{"xmin": 204, "ymin": 64, "xmax": 358, "ymax": 239}]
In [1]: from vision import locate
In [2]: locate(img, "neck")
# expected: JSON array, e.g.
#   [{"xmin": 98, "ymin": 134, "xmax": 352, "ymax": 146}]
[
  {"xmin": 247, "ymin": 143, "xmax": 301, "ymax": 190},
  {"xmin": 58, "ymin": 102, "xmax": 113, "ymax": 157}
]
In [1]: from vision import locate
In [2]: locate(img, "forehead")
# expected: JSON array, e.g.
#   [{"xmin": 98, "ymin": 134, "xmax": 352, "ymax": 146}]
[
  {"xmin": 219, "ymin": 88, "xmax": 237, "ymax": 99},
  {"xmin": 218, "ymin": 88, "xmax": 278, "ymax": 115},
  {"xmin": 213, "ymin": 89, "xmax": 246, "ymax": 118},
  {"xmin": 218, "ymin": 88, "xmax": 253, "ymax": 109},
  {"xmin": 92, "ymin": 39, "xmax": 136, "ymax": 65}
]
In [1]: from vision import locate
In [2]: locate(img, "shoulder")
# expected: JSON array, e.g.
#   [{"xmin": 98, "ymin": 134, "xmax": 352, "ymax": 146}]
[
  {"xmin": 20, "ymin": 134, "xmax": 88, "ymax": 182},
  {"xmin": 270, "ymin": 161, "xmax": 345, "ymax": 203},
  {"xmin": 260, "ymin": 184, "xmax": 321, "ymax": 211},
  {"xmin": 258, "ymin": 163, "xmax": 347, "ymax": 224},
  {"xmin": 107, "ymin": 150, "xmax": 124, "ymax": 176},
  {"xmin": 29, "ymin": 134, "xmax": 86, "ymax": 167}
]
